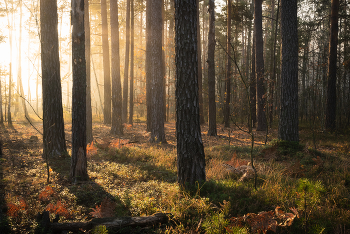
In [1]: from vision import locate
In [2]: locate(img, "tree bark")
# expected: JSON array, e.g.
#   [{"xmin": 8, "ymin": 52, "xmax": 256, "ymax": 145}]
[
  {"xmin": 197, "ymin": 0, "xmax": 204, "ymax": 124},
  {"xmin": 110, "ymin": 0, "xmax": 123, "ymax": 135},
  {"xmin": 325, "ymin": 0, "xmax": 339, "ymax": 131},
  {"xmin": 207, "ymin": 0, "xmax": 217, "ymax": 136},
  {"xmin": 101, "ymin": 0, "xmax": 111, "ymax": 124},
  {"xmin": 71, "ymin": 0, "xmax": 88, "ymax": 182},
  {"xmin": 85, "ymin": 0, "xmax": 93, "ymax": 145},
  {"xmin": 223, "ymin": 0, "xmax": 232, "ymax": 128},
  {"xmin": 40, "ymin": 0, "xmax": 67, "ymax": 157},
  {"xmin": 129, "ymin": 0, "xmax": 134, "ymax": 125},
  {"xmin": 175, "ymin": 0, "xmax": 206, "ymax": 188},
  {"xmin": 147, "ymin": 0, "xmax": 166, "ymax": 143},
  {"xmin": 123, "ymin": 0, "xmax": 131, "ymax": 123},
  {"xmin": 254, "ymin": 0, "xmax": 266, "ymax": 131},
  {"xmin": 278, "ymin": 0, "xmax": 299, "ymax": 142}
]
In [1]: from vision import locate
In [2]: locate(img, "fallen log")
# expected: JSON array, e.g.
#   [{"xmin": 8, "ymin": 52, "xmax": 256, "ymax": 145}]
[{"xmin": 46, "ymin": 212, "xmax": 171, "ymax": 232}]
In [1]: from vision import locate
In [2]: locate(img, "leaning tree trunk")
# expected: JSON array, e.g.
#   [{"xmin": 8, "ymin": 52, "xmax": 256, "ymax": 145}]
[
  {"xmin": 207, "ymin": 0, "xmax": 217, "ymax": 136},
  {"xmin": 325, "ymin": 0, "xmax": 339, "ymax": 131},
  {"xmin": 110, "ymin": 0, "xmax": 123, "ymax": 135},
  {"xmin": 278, "ymin": 0, "xmax": 299, "ymax": 142},
  {"xmin": 40, "ymin": 0, "xmax": 67, "ymax": 157},
  {"xmin": 71, "ymin": 0, "xmax": 88, "ymax": 182},
  {"xmin": 175, "ymin": 0, "xmax": 206, "ymax": 188}
]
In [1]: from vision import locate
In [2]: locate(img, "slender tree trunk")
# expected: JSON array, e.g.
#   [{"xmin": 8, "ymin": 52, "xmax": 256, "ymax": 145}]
[
  {"xmin": 71, "ymin": 0, "xmax": 88, "ymax": 182},
  {"xmin": 123, "ymin": 0, "xmax": 131, "ymax": 123},
  {"xmin": 207, "ymin": 0, "xmax": 217, "ymax": 136},
  {"xmin": 278, "ymin": 0, "xmax": 299, "ymax": 142},
  {"xmin": 110, "ymin": 0, "xmax": 123, "ymax": 135},
  {"xmin": 325, "ymin": 0, "xmax": 339, "ymax": 131},
  {"xmin": 175, "ymin": 0, "xmax": 205, "ymax": 188},
  {"xmin": 8, "ymin": 63, "xmax": 12, "ymax": 128},
  {"xmin": 223, "ymin": 0, "xmax": 232, "ymax": 128},
  {"xmin": 250, "ymin": 32, "xmax": 256, "ymax": 128},
  {"xmin": 101, "ymin": 0, "xmax": 111, "ymax": 124},
  {"xmin": 85, "ymin": 0, "xmax": 93, "ymax": 144},
  {"xmin": 197, "ymin": 0, "xmax": 204, "ymax": 124},
  {"xmin": 255, "ymin": 0, "xmax": 266, "ymax": 131},
  {"xmin": 129, "ymin": 0, "xmax": 134, "ymax": 125}
]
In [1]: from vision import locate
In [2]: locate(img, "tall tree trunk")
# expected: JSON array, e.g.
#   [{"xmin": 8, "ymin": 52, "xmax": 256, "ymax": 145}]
[
  {"xmin": 146, "ymin": 0, "xmax": 151, "ymax": 131},
  {"xmin": 207, "ymin": 0, "xmax": 217, "ymax": 136},
  {"xmin": 101, "ymin": 0, "xmax": 111, "ymax": 124},
  {"xmin": 255, "ymin": 0, "xmax": 266, "ymax": 131},
  {"xmin": 85, "ymin": 0, "xmax": 93, "ymax": 144},
  {"xmin": 175, "ymin": 0, "xmax": 205, "ymax": 188},
  {"xmin": 250, "ymin": 32, "xmax": 256, "ymax": 128},
  {"xmin": 129, "ymin": 0, "xmax": 134, "ymax": 125},
  {"xmin": 325, "ymin": 0, "xmax": 339, "ymax": 131},
  {"xmin": 71, "ymin": 0, "xmax": 88, "ymax": 182},
  {"xmin": 278, "ymin": 0, "xmax": 299, "ymax": 142},
  {"xmin": 197, "ymin": 0, "xmax": 204, "ymax": 124},
  {"xmin": 40, "ymin": 0, "xmax": 67, "ymax": 157},
  {"xmin": 223, "ymin": 0, "xmax": 232, "ymax": 128},
  {"xmin": 123, "ymin": 0, "xmax": 131, "ymax": 123},
  {"xmin": 8, "ymin": 63, "xmax": 12, "ymax": 128},
  {"xmin": 110, "ymin": 0, "xmax": 123, "ymax": 135},
  {"xmin": 147, "ymin": 0, "xmax": 166, "ymax": 143}
]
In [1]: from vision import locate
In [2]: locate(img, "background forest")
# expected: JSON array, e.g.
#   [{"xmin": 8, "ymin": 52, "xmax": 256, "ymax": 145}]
[{"xmin": 0, "ymin": 0, "xmax": 349, "ymax": 233}]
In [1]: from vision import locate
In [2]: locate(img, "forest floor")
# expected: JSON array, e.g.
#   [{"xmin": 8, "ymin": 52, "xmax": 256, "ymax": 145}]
[{"xmin": 0, "ymin": 121, "xmax": 350, "ymax": 233}]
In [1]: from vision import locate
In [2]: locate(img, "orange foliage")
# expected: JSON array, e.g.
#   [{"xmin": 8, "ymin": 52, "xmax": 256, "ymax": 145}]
[
  {"xmin": 90, "ymin": 197, "xmax": 116, "ymax": 218},
  {"xmin": 110, "ymin": 138, "xmax": 131, "ymax": 149},
  {"xmin": 226, "ymin": 207, "xmax": 299, "ymax": 234},
  {"xmin": 123, "ymin": 123, "xmax": 133, "ymax": 131},
  {"xmin": 225, "ymin": 152, "xmax": 249, "ymax": 168},
  {"xmin": 39, "ymin": 186, "xmax": 55, "ymax": 201},
  {"xmin": 87, "ymin": 141, "xmax": 98, "ymax": 157},
  {"xmin": 7, "ymin": 198, "xmax": 27, "ymax": 218},
  {"xmin": 46, "ymin": 200, "xmax": 71, "ymax": 219}
]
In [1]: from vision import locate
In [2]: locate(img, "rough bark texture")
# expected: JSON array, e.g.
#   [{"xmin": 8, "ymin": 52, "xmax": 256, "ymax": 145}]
[
  {"xmin": 147, "ymin": 0, "xmax": 166, "ymax": 143},
  {"xmin": 110, "ymin": 0, "xmax": 123, "ymax": 135},
  {"xmin": 85, "ymin": 0, "xmax": 93, "ymax": 144},
  {"xmin": 40, "ymin": 0, "xmax": 67, "ymax": 158},
  {"xmin": 123, "ymin": 0, "xmax": 131, "ymax": 123},
  {"xmin": 71, "ymin": 0, "xmax": 88, "ymax": 182},
  {"xmin": 129, "ymin": 0, "xmax": 134, "ymax": 125},
  {"xmin": 207, "ymin": 0, "xmax": 217, "ymax": 136},
  {"xmin": 101, "ymin": 0, "xmax": 111, "ymax": 124},
  {"xmin": 278, "ymin": 0, "xmax": 299, "ymax": 142},
  {"xmin": 223, "ymin": 0, "xmax": 232, "ymax": 128},
  {"xmin": 325, "ymin": 0, "xmax": 339, "ymax": 131},
  {"xmin": 175, "ymin": 0, "xmax": 206, "ymax": 188},
  {"xmin": 254, "ymin": 0, "xmax": 266, "ymax": 131}
]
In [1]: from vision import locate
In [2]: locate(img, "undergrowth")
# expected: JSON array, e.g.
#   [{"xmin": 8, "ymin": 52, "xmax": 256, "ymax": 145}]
[{"xmin": 1, "ymin": 123, "xmax": 350, "ymax": 233}]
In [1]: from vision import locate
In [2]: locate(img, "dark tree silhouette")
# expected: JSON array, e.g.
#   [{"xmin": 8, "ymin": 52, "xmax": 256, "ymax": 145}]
[
  {"xmin": 147, "ymin": 0, "xmax": 166, "ymax": 143},
  {"xmin": 110, "ymin": 0, "xmax": 123, "ymax": 135},
  {"xmin": 40, "ymin": 0, "xmax": 67, "ymax": 158},
  {"xmin": 278, "ymin": 0, "xmax": 299, "ymax": 142},
  {"xmin": 325, "ymin": 0, "xmax": 339, "ymax": 131},
  {"xmin": 101, "ymin": 0, "xmax": 111, "ymax": 124},
  {"xmin": 254, "ymin": 0, "xmax": 266, "ymax": 131},
  {"xmin": 207, "ymin": 0, "xmax": 217, "ymax": 136},
  {"xmin": 71, "ymin": 0, "xmax": 88, "ymax": 182},
  {"xmin": 175, "ymin": 0, "xmax": 206, "ymax": 188}
]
